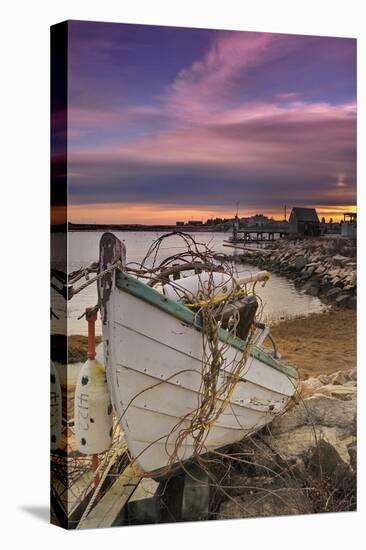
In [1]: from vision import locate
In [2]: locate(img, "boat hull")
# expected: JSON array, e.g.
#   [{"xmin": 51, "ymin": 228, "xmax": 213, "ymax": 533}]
[{"xmin": 102, "ymin": 272, "xmax": 298, "ymax": 474}]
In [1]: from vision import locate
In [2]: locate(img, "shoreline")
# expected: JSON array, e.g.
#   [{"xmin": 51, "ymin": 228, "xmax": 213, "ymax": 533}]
[
  {"xmin": 52, "ymin": 223, "xmax": 229, "ymax": 233},
  {"xmin": 224, "ymin": 236, "xmax": 356, "ymax": 310}
]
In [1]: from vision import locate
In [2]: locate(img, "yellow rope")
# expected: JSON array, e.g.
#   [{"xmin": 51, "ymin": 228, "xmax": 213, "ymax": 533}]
[{"xmin": 184, "ymin": 275, "xmax": 269, "ymax": 308}]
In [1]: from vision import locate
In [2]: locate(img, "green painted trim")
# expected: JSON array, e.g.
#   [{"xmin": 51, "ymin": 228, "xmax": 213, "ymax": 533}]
[{"xmin": 116, "ymin": 272, "xmax": 298, "ymax": 380}]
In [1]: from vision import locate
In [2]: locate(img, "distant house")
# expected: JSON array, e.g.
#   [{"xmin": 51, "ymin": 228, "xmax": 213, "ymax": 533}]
[
  {"xmin": 187, "ymin": 220, "xmax": 203, "ymax": 226},
  {"xmin": 247, "ymin": 214, "xmax": 270, "ymax": 227},
  {"xmin": 322, "ymin": 222, "xmax": 341, "ymax": 235},
  {"xmin": 175, "ymin": 221, "xmax": 185, "ymax": 226},
  {"xmin": 341, "ymin": 212, "xmax": 356, "ymax": 238},
  {"xmin": 289, "ymin": 207, "xmax": 320, "ymax": 236}
]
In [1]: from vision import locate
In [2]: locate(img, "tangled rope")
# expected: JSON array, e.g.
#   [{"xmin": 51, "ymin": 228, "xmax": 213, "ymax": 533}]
[{"xmin": 119, "ymin": 233, "xmax": 265, "ymax": 469}]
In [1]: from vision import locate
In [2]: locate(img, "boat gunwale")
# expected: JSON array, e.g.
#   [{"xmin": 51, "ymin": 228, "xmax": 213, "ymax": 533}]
[{"xmin": 115, "ymin": 271, "xmax": 298, "ymax": 381}]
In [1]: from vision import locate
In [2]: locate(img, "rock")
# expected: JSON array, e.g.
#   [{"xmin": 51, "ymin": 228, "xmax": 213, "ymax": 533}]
[
  {"xmin": 232, "ymin": 438, "xmax": 285, "ymax": 476},
  {"xmin": 335, "ymin": 294, "xmax": 351, "ymax": 307},
  {"xmin": 309, "ymin": 285, "xmax": 319, "ymax": 296},
  {"xmin": 343, "ymin": 284, "xmax": 356, "ymax": 291},
  {"xmin": 305, "ymin": 394, "xmax": 356, "ymax": 434},
  {"xmin": 319, "ymin": 280, "xmax": 333, "ymax": 294},
  {"xmin": 315, "ymin": 384, "xmax": 356, "ymax": 401},
  {"xmin": 264, "ymin": 425, "xmax": 354, "ymax": 465},
  {"xmin": 333, "ymin": 255, "xmax": 351, "ymax": 267},
  {"xmin": 330, "ymin": 371, "xmax": 349, "ymax": 385},
  {"xmin": 301, "ymin": 377, "xmax": 323, "ymax": 398},
  {"xmin": 318, "ymin": 374, "xmax": 331, "ymax": 385},
  {"xmin": 307, "ymin": 440, "xmax": 352, "ymax": 482},
  {"xmin": 269, "ymin": 395, "xmax": 356, "ymax": 435},
  {"xmin": 295, "ymin": 255, "xmax": 307, "ymax": 270},
  {"xmin": 326, "ymin": 287, "xmax": 342, "ymax": 298},
  {"xmin": 348, "ymin": 367, "xmax": 357, "ymax": 381},
  {"xmin": 298, "ymin": 271, "xmax": 312, "ymax": 281},
  {"xmin": 331, "ymin": 277, "xmax": 344, "ymax": 288},
  {"xmin": 347, "ymin": 444, "xmax": 357, "ymax": 472}
]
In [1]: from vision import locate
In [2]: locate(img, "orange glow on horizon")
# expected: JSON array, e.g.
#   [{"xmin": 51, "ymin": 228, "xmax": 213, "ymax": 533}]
[
  {"xmin": 68, "ymin": 202, "xmax": 356, "ymax": 225},
  {"xmin": 315, "ymin": 205, "xmax": 357, "ymax": 222}
]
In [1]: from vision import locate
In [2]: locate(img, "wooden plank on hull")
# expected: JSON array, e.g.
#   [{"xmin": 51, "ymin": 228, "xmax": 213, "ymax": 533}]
[{"xmin": 77, "ymin": 465, "xmax": 142, "ymax": 529}]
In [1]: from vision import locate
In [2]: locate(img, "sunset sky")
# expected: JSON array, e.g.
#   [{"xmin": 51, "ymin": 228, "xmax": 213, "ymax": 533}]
[{"xmin": 63, "ymin": 21, "xmax": 356, "ymax": 224}]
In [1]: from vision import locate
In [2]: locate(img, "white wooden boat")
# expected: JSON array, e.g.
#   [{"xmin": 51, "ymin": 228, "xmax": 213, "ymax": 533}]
[{"xmin": 98, "ymin": 233, "xmax": 298, "ymax": 475}]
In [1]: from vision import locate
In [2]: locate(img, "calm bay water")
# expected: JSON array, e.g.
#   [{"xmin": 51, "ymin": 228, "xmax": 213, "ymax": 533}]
[{"xmin": 52, "ymin": 231, "xmax": 326, "ymax": 336}]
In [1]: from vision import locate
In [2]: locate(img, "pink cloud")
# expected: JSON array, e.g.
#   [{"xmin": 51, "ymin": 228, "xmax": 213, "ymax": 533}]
[
  {"xmin": 69, "ymin": 99, "xmax": 355, "ymax": 186},
  {"xmin": 210, "ymin": 100, "xmax": 356, "ymax": 126},
  {"xmin": 165, "ymin": 32, "xmax": 297, "ymax": 123},
  {"xmin": 68, "ymin": 104, "xmax": 161, "ymax": 129}
]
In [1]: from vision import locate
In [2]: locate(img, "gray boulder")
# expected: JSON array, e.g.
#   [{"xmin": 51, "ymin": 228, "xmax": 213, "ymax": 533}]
[
  {"xmin": 295, "ymin": 255, "xmax": 307, "ymax": 270},
  {"xmin": 268, "ymin": 394, "xmax": 356, "ymax": 435},
  {"xmin": 333, "ymin": 255, "xmax": 351, "ymax": 267},
  {"xmin": 311, "ymin": 384, "xmax": 356, "ymax": 401},
  {"xmin": 264, "ymin": 425, "xmax": 355, "ymax": 465},
  {"xmin": 326, "ymin": 287, "xmax": 342, "ymax": 299}
]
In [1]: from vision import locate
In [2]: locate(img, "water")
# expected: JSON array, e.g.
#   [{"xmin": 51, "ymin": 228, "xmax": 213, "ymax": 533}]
[{"xmin": 52, "ymin": 231, "xmax": 326, "ymax": 335}]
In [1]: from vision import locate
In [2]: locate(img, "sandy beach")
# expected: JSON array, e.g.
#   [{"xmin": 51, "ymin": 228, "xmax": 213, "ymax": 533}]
[{"xmin": 271, "ymin": 308, "xmax": 356, "ymax": 379}]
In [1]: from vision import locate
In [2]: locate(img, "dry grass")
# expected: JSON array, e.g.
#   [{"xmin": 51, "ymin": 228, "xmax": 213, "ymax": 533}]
[
  {"xmin": 51, "ymin": 334, "xmax": 102, "ymax": 364},
  {"xmin": 270, "ymin": 308, "xmax": 356, "ymax": 379}
]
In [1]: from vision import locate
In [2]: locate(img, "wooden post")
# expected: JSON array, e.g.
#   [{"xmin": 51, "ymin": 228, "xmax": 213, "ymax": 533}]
[
  {"xmin": 91, "ymin": 453, "xmax": 100, "ymax": 489},
  {"xmin": 86, "ymin": 307, "xmax": 97, "ymax": 360}
]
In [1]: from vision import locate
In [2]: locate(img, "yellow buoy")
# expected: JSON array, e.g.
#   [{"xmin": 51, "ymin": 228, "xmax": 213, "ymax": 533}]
[{"xmin": 74, "ymin": 308, "xmax": 113, "ymax": 455}]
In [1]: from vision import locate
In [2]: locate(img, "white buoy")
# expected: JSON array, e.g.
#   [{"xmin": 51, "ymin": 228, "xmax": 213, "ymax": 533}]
[
  {"xmin": 50, "ymin": 360, "xmax": 62, "ymax": 451},
  {"xmin": 74, "ymin": 308, "xmax": 113, "ymax": 455}
]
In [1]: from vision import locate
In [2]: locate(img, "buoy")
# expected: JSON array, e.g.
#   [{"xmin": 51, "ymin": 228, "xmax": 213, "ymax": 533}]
[
  {"xmin": 74, "ymin": 308, "xmax": 113, "ymax": 455},
  {"xmin": 50, "ymin": 360, "xmax": 62, "ymax": 451}
]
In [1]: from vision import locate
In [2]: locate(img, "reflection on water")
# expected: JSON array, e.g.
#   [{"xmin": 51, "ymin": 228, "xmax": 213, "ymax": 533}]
[{"xmin": 52, "ymin": 231, "xmax": 326, "ymax": 336}]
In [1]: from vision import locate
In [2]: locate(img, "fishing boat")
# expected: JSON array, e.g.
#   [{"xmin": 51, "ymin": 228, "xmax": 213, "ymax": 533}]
[{"xmin": 97, "ymin": 233, "xmax": 298, "ymax": 475}]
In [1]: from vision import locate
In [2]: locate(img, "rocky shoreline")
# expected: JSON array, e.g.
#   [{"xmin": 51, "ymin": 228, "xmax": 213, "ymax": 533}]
[
  {"xmin": 225, "ymin": 237, "xmax": 356, "ymax": 309},
  {"xmin": 216, "ymin": 368, "xmax": 357, "ymax": 518}
]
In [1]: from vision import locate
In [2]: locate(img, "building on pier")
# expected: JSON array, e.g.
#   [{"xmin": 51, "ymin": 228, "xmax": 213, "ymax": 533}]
[
  {"xmin": 341, "ymin": 212, "xmax": 357, "ymax": 238},
  {"xmin": 289, "ymin": 207, "xmax": 320, "ymax": 236}
]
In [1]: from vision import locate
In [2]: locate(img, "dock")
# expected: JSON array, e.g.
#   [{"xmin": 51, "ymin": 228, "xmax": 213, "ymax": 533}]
[
  {"xmin": 230, "ymin": 223, "xmax": 289, "ymax": 243},
  {"xmin": 223, "ymin": 242, "xmax": 272, "ymax": 254}
]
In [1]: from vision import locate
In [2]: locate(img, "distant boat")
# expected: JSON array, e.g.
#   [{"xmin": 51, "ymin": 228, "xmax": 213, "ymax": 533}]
[{"xmin": 98, "ymin": 233, "xmax": 298, "ymax": 475}]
